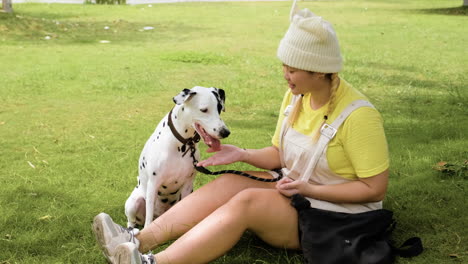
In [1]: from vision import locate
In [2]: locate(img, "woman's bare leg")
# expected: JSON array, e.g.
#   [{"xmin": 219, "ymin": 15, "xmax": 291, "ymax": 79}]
[
  {"xmin": 153, "ymin": 188, "xmax": 300, "ymax": 264},
  {"xmin": 136, "ymin": 173, "xmax": 277, "ymax": 253}
]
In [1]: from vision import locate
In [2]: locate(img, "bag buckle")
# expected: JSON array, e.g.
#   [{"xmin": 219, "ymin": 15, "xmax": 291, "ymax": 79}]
[
  {"xmin": 284, "ymin": 105, "xmax": 293, "ymax": 116},
  {"xmin": 320, "ymin": 123, "xmax": 337, "ymax": 139}
]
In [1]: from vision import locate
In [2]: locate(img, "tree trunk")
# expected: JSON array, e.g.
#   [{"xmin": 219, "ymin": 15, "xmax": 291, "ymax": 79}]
[{"xmin": 2, "ymin": 0, "xmax": 13, "ymax": 13}]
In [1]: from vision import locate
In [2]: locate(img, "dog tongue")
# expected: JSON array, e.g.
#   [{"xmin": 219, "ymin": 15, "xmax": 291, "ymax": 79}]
[
  {"xmin": 206, "ymin": 137, "xmax": 221, "ymax": 152},
  {"xmin": 196, "ymin": 123, "xmax": 221, "ymax": 152}
]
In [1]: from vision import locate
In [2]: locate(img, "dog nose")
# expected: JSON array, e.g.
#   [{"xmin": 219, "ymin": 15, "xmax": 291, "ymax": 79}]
[{"xmin": 219, "ymin": 128, "xmax": 230, "ymax": 138}]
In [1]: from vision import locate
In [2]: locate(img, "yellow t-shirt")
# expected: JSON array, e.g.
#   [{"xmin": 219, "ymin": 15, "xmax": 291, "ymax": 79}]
[{"xmin": 272, "ymin": 79, "xmax": 389, "ymax": 180}]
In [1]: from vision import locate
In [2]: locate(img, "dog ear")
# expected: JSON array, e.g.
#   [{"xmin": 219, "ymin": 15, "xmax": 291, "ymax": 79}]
[
  {"xmin": 173, "ymin": 88, "xmax": 197, "ymax": 105},
  {"xmin": 212, "ymin": 87, "xmax": 226, "ymax": 113},
  {"xmin": 218, "ymin": 88, "xmax": 226, "ymax": 112}
]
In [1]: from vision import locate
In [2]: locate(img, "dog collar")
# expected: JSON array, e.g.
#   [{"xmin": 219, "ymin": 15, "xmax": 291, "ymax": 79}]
[{"xmin": 167, "ymin": 108, "xmax": 201, "ymax": 146}]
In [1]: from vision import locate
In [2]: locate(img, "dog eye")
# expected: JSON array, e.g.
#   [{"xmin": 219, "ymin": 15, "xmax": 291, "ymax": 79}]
[{"xmin": 200, "ymin": 108, "xmax": 208, "ymax": 113}]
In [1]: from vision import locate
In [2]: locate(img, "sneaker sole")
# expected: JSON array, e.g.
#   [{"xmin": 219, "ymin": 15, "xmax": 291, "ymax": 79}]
[
  {"xmin": 92, "ymin": 213, "xmax": 114, "ymax": 263},
  {"xmin": 114, "ymin": 243, "xmax": 141, "ymax": 264}
]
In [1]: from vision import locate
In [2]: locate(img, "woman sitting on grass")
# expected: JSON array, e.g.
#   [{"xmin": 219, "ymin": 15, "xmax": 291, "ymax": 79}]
[{"xmin": 92, "ymin": 5, "xmax": 389, "ymax": 264}]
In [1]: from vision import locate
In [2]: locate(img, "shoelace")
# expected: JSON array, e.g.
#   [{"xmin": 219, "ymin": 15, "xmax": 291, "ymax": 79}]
[
  {"xmin": 118, "ymin": 226, "xmax": 139, "ymax": 244},
  {"xmin": 141, "ymin": 254, "xmax": 155, "ymax": 264}
]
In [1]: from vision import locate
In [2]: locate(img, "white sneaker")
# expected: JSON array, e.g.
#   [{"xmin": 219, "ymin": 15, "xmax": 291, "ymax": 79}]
[
  {"xmin": 92, "ymin": 213, "xmax": 140, "ymax": 262},
  {"xmin": 114, "ymin": 242, "xmax": 156, "ymax": 264}
]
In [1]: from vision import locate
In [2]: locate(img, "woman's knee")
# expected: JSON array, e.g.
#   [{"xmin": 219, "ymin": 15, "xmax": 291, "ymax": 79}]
[
  {"xmin": 228, "ymin": 189, "xmax": 270, "ymax": 214},
  {"xmin": 228, "ymin": 189, "xmax": 300, "ymax": 248}
]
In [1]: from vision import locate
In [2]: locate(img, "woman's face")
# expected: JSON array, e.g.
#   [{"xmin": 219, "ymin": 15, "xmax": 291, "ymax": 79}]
[{"xmin": 282, "ymin": 65, "xmax": 321, "ymax": 95}]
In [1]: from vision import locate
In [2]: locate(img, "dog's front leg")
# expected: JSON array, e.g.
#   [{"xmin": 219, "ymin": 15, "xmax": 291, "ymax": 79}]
[
  {"xmin": 144, "ymin": 176, "xmax": 158, "ymax": 228},
  {"xmin": 125, "ymin": 187, "xmax": 145, "ymax": 228}
]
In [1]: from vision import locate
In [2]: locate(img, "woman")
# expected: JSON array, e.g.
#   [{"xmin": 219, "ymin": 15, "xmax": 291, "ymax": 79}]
[{"xmin": 92, "ymin": 5, "xmax": 389, "ymax": 264}]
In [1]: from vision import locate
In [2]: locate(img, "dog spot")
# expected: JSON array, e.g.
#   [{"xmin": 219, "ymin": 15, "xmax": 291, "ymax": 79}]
[
  {"xmin": 140, "ymin": 166, "xmax": 142, "ymax": 170},
  {"xmin": 158, "ymin": 191, "xmax": 162, "ymax": 195},
  {"xmin": 175, "ymin": 116, "xmax": 177, "ymax": 119},
  {"xmin": 163, "ymin": 121, "xmax": 165, "ymax": 127},
  {"xmin": 153, "ymin": 172, "xmax": 156, "ymax": 176},
  {"xmin": 157, "ymin": 136, "xmax": 159, "ymax": 140},
  {"xmin": 142, "ymin": 162, "xmax": 145, "ymax": 168},
  {"xmin": 138, "ymin": 179, "xmax": 141, "ymax": 185},
  {"xmin": 185, "ymin": 129, "xmax": 188, "ymax": 133},
  {"xmin": 161, "ymin": 198, "xmax": 169, "ymax": 203},
  {"xmin": 169, "ymin": 200, "xmax": 177, "ymax": 206},
  {"xmin": 177, "ymin": 146, "xmax": 180, "ymax": 152},
  {"xmin": 213, "ymin": 128, "xmax": 217, "ymax": 132},
  {"xmin": 175, "ymin": 181, "xmax": 178, "ymax": 184},
  {"xmin": 182, "ymin": 107, "xmax": 184, "ymax": 111},
  {"xmin": 159, "ymin": 131, "xmax": 161, "ymax": 135},
  {"xmin": 162, "ymin": 185, "xmax": 167, "ymax": 189},
  {"xmin": 170, "ymin": 189, "xmax": 179, "ymax": 195},
  {"xmin": 181, "ymin": 145, "xmax": 186, "ymax": 153}
]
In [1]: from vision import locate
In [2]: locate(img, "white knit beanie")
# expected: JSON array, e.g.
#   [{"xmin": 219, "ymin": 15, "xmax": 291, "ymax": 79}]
[{"xmin": 277, "ymin": 2, "xmax": 343, "ymax": 73}]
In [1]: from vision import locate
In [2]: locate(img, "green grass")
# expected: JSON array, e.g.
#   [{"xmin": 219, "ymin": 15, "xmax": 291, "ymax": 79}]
[{"xmin": 0, "ymin": 0, "xmax": 467, "ymax": 263}]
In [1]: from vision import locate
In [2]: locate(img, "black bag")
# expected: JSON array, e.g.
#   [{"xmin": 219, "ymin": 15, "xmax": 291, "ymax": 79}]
[{"xmin": 291, "ymin": 194, "xmax": 423, "ymax": 264}]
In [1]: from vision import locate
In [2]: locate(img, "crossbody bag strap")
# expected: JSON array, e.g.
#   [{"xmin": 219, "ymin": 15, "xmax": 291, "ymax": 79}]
[{"xmin": 298, "ymin": 99, "xmax": 375, "ymax": 182}]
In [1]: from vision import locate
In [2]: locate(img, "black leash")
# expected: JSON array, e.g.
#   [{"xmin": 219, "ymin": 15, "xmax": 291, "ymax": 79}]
[
  {"xmin": 194, "ymin": 165, "xmax": 283, "ymax": 183},
  {"xmin": 167, "ymin": 107, "xmax": 282, "ymax": 182}
]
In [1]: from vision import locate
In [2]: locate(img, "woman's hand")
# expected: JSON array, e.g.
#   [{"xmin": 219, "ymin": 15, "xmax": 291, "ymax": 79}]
[
  {"xmin": 197, "ymin": 144, "xmax": 247, "ymax": 167},
  {"xmin": 276, "ymin": 177, "xmax": 313, "ymax": 197},
  {"xmin": 276, "ymin": 170, "xmax": 389, "ymax": 203}
]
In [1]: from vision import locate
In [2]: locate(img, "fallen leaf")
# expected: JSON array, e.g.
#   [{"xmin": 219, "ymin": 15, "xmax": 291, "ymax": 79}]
[
  {"xmin": 39, "ymin": 215, "xmax": 52, "ymax": 221},
  {"xmin": 27, "ymin": 161, "xmax": 36, "ymax": 169}
]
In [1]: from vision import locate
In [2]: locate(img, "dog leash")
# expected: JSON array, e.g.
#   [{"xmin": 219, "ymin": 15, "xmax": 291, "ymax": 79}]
[
  {"xmin": 167, "ymin": 107, "xmax": 282, "ymax": 182},
  {"xmin": 194, "ymin": 165, "xmax": 283, "ymax": 183}
]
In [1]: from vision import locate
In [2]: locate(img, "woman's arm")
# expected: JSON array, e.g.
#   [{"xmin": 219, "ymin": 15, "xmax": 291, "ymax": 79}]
[
  {"xmin": 197, "ymin": 144, "xmax": 281, "ymax": 170},
  {"xmin": 277, "ymin": 169, "xmax": 389, "ymax": 203},
  {"xmin": 241, "ymin": 146, "xmax": 282, "ymax": 170}
]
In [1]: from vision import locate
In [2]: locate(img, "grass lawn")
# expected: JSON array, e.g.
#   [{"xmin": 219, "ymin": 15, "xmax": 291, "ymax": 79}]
[{"xmin": 0, "ymin": 0, "xmax": 466, "ymax": 263}]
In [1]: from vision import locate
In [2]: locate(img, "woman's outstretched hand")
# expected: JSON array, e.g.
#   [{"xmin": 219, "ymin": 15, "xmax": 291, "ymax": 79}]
[{"xmin": 197, "ymin": 144, "xmax": 247, "ymax": 167}]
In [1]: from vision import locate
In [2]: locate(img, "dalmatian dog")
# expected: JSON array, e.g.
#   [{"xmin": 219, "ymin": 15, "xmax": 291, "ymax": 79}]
[{"xmin": 124, "ymin": 86, "xmax": 230, "ymax": 228}]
